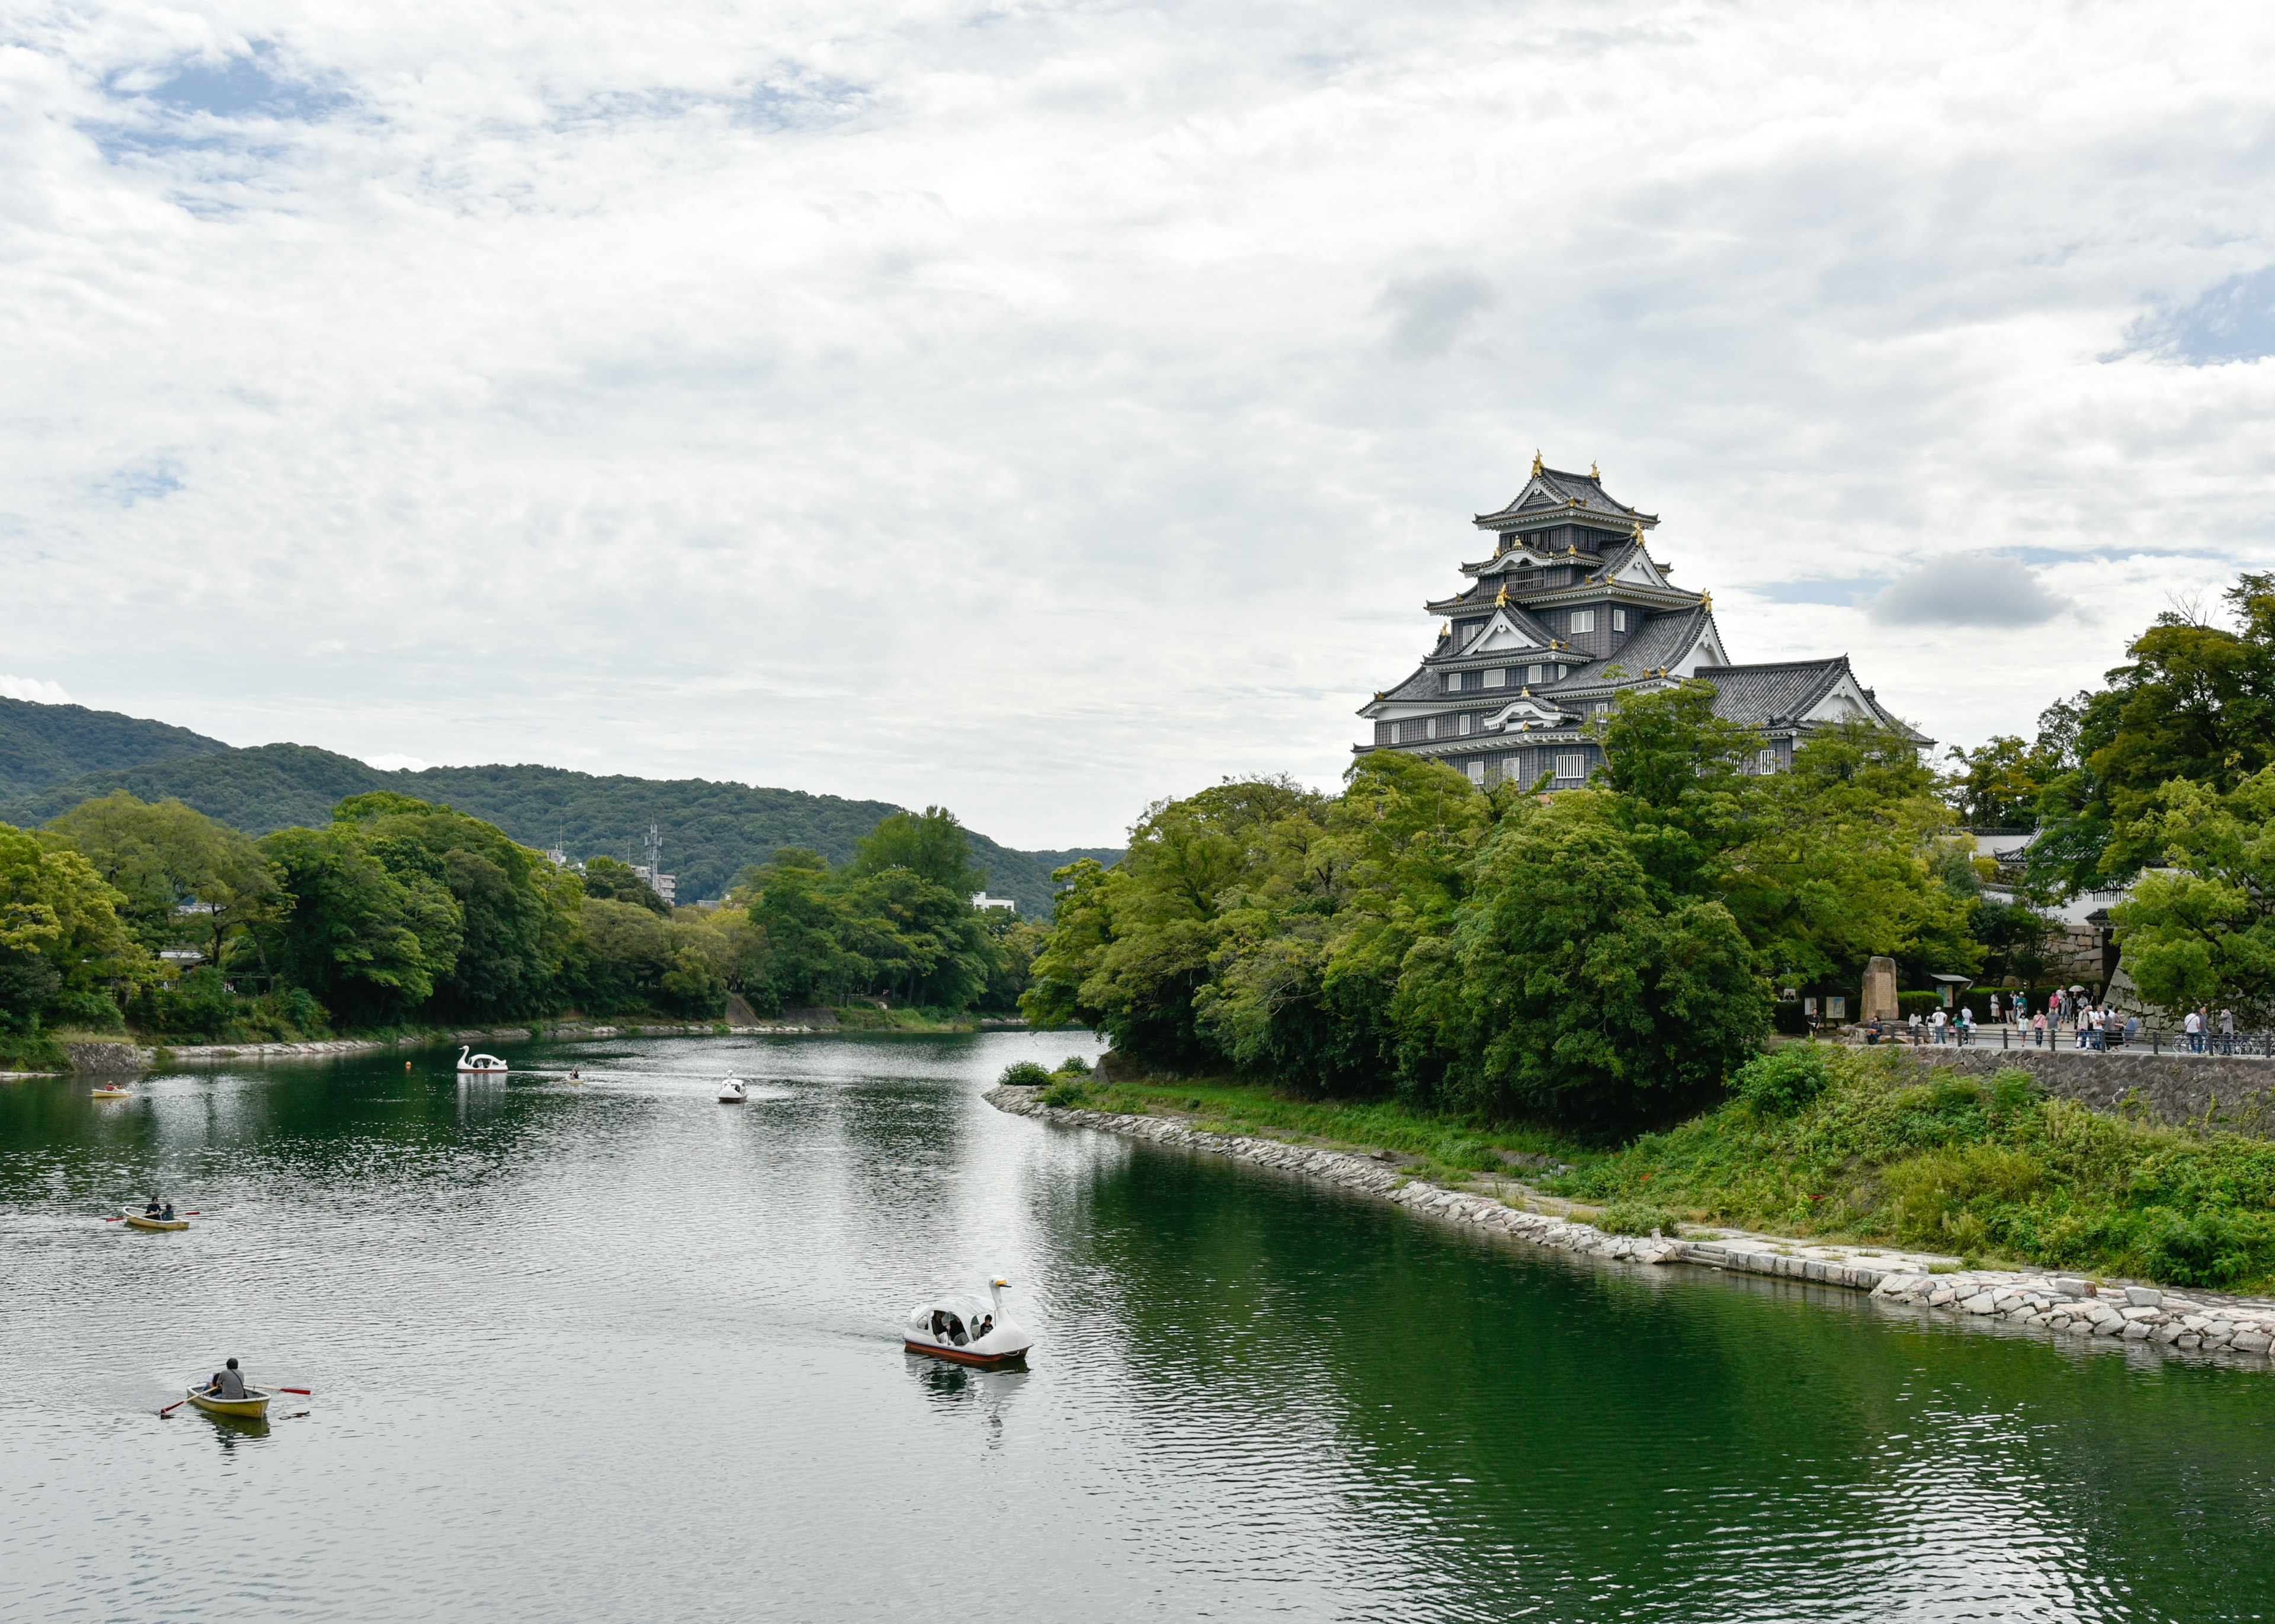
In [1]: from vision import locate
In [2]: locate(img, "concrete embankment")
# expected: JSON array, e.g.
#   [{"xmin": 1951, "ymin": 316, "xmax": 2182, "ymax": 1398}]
[{"xmin": 986, "ymin": 1084, "xmax": 2275, "ymax": 1373}]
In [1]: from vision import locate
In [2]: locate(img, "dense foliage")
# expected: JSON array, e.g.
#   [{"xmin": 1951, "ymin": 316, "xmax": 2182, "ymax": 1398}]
[
  {"xmin": 1025, "ymin": 685, "xmax": 1973, "ymax": 1133},
  {"xmin": 1562, "ymin": 1045, "xmax": 2275, "ymax": 1291},
  {"xmin": 0, "ymin": 789, "xmax": 1033, "ymax": 1045},
  {"xmin": 0, "ymin": 695, "xmax": 226, "ymax": 801},
  {"xmin": 738, "ymin": 808, "xmax": 1042, "ymax": 1015},
  {"xmin": 1, "ymin": 738, "xmax": 1116, "ymax": 915}
]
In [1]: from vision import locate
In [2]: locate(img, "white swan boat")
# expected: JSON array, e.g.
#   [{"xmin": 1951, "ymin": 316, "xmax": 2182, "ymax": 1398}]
[
  {"xmin": 718, "ymin": 1078, "xmax": 746, "ymax": 1103},
  {"xmin": 903, "ymin": 1277, "xmax": 1033, "ymax": 1368},
  {"xmin": 456, "ymin": 1047, "xmax": 508, "ymax": 1074}
]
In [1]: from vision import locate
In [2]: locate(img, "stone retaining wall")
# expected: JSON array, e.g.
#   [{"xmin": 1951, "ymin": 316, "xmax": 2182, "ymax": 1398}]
[
  {"xmin": 1896, "ymin": 1045, "xmax": 2275, "ymax": 1136},
  {"xmin": 986, "ymin": 1084, "xmax": 2275, "ymax": 1373}
]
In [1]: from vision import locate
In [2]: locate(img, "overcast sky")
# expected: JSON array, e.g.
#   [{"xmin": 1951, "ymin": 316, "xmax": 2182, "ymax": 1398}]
[{"xmin": 5, "ymin": 2, "xmax": 2273, "ymax": 849}]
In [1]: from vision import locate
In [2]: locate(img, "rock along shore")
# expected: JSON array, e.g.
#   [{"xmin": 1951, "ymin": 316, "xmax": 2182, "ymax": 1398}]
[{"xmin": 986, "ymin": 1084, "xmax": 2275, "ymax": 1373}]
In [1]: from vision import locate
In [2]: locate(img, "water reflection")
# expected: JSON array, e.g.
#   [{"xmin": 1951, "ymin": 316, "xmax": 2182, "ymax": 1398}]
[{"xmin": 4, "ymin": 1034, "xmax": 2274, "ymax": 1623}]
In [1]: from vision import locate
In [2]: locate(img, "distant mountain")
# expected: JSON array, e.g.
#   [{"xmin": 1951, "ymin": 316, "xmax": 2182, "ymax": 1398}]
[
  {"xmin": 2, "ymin": 736, "xmax": 1120, "ymax": 917},
  {"xmin": 0, "ymin": 695, "xmax": 230, "ymax": 801}
]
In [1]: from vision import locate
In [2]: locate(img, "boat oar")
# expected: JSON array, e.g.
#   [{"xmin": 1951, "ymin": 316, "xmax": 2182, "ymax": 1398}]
[{"xmin": 159, "ymin": 1397, "xmax": 191, "ymax": 1417}]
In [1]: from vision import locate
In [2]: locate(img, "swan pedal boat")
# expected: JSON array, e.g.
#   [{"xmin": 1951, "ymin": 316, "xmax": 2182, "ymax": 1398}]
[
  {"xmin": 903, "ymin": 1277, "xmax": 1033, "ymax": 1369},
  {"xmin": 124, "ymin": 1212, "xmax": 188, "ymax": 1231},
  {"xmin": 186, "ymin": 1385, "xmax": 270, "ymax": 1420},
  {"xmin": 718, "ymin": 1078, "xmax": 746, "ymax": 1103},
  {"xmin": 456, "ymin": 1046, "xmax": 508, "ymax": 1074}
]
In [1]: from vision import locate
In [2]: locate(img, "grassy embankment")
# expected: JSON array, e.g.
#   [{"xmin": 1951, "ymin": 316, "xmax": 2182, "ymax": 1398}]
[{"xmin": 1015, "ymin": 1045, "xmax": 2275, "ymax": 1294}]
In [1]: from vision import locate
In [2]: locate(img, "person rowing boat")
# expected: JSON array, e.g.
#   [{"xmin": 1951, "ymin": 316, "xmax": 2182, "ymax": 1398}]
[{"xmin": 203, "ymin": 1357, "xmax": 248, "ymax": 1400}]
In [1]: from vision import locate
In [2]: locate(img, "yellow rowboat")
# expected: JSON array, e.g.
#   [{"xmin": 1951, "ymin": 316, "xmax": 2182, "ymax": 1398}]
[
  {"xmin": 90, "ymin": 1087, "xmax": 130, "ymax": 1099},
  {"xmin": 123, "ymin": 1212, "xmax": 188, "ymax": 1231},
  {"xmin": 185, "ymin": 1387, "xmax": 270, "ymax": 1420}
]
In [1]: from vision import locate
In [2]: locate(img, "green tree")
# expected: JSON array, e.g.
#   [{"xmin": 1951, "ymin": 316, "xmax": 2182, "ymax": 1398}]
[
  {"xmin": 44, "ymin": 791, "xmax": 279, "ymax": 965},
  {"xmin": 581, "ymin": 855, "xmax": 670, "ymax": 916},
  {"xmin": 851, "ymin": 805, "xmax": 987, "ymax": 896},
  {"xmin": 2108, "ymin": 768, "xmax": 2275, "ymax": 1019},
  {"xmin": 1394, "ymin": 793, "xmax": 1766, "ymax": 1134},
  {"xmin": 334, "ymin": 793, "xmax": 576, "ymax": 1018},
  {"xmin": 256, "ymin": 825, "xmax": 454, "ymax": 1025},
  {"xmin": 1941, "ymin": 734, "xmax": 2058, "ymax": 828},
  {"xmin": 0, "ymin": 822, "xmax": 150, "ymax": 1031},
  {"xmin": 2033, "ymin": 575, "xmax": 2275, "ymax": 891}
]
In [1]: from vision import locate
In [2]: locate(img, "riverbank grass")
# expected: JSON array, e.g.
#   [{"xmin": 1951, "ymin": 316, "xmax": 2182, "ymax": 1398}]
[
  {"xmin": 1011, "ymin": 1064, "xmax": 1586, "ymax": 1187},
  {"xmin": 1018, "ymin": 1045, "xmax": 2275, "ymax": 1294}
]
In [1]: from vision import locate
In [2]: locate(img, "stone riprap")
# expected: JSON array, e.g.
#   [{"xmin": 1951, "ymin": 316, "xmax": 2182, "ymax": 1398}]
[
  {"xmin": 988, "ymin": 1084, "xmax": 2275, "ymax": 1372},
  {"xmin": 1889, "ymin": 1044, "xmax": 2275, "ymax": 1137}
]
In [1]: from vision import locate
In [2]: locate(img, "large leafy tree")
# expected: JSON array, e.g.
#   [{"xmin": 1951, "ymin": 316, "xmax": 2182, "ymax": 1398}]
[
  {"xmin": 0, "ymin": 821, "xmax": 150, "ymax": 1030},
  {"xmin": 2109, "ymin": 768, "xmax": 2275, "ymax": 1020},
  {"xmin": 44, "ymin": 791, "xmax": 279, "ymax": 965},
  {"xmin": 851, "ymin": 805, "xmax": 987, "ymax": 896},
  {"xmin": 254, "ymin": 825, "xmax": 453, "ymax": 1025},
  {"xmin": 332, "ymin": 792, "xmax": 577, "ymax": 1018},
  {"xmin": 2033, "ymin": 573, "xmax": 2275, "ymax": 891},
  {"xmin": 1395, "ymin": 793, "xmax": 1764, "ymax": 1134}
]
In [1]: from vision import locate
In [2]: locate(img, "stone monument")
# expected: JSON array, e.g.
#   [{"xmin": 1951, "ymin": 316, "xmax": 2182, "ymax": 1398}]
[{"xmin": 1862, "ymin": 956, "xmax": 1899, "ymax": 1023}]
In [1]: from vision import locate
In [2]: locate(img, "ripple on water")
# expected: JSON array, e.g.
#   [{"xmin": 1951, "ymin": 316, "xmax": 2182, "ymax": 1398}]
[{"xmin": 1, "ymin": 1034, "xmax": 2270, "ymax": 1622}]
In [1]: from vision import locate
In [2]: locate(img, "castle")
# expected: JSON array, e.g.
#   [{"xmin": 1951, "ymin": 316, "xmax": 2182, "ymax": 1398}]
[{"xmin": 1357, "ymin": 457, "xmax": 1920, "ymax": 784}]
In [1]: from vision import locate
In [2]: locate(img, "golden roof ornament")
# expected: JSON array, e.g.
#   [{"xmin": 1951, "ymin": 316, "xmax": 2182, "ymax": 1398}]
[
  {"xmin": 1531, "ymin": 449, "xmax": 1543, "ymax": 476},
  {"xmin": 1701, "ymin": 592, "xmax": 1713, "ymax": 610},
  {"xmin": 1494, "ymin": 585, "xmax": 1509, "ymax": 607},
  {"xmin": 1591, "ymin": 461, "xmax": 1601, "ymax": 480},
  {"xmin": 1437, "ymin": 621, "xmax": 1451, "ymax": 638}
]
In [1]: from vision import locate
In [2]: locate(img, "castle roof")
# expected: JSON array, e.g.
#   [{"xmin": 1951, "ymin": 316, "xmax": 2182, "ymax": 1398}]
[{"xmin": 1473, "ymin": 461, "xmax": 1658, "ymax": 532}]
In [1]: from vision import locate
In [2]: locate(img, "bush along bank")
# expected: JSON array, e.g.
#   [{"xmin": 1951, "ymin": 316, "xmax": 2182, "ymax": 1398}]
[{"xmin": 988, "ymin": 1065, "xmax": 2275, "ymax": 1372}]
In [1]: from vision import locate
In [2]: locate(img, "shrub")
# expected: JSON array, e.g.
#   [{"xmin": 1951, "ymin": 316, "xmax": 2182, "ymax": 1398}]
[
  {"xmin": 1444, "ymin": 1138, "xmax": 1507, "ymax": 1172},
  {"xmin": 1055, "ymin": 1054, "xmax": 1092, "ymax": 1076},
  {"xmin": 1040, "ymin": 1076, "xmax": 1092, "ymax": 1108},
  {"xmin": 1595, "ymin": 1200, "xmax": 1685, "ymax": 1237},
  {"xmin": 998, "ymin": 1060, "xmax": 1053, "ymax": 1089},
  {"xmin": 1731, "ymin": 1045, "xmax": 1832, "ymax": 1116},
  {"xmin": 1882, "ymin": 1144, "xmax": 2046, "ymax": 1248}
]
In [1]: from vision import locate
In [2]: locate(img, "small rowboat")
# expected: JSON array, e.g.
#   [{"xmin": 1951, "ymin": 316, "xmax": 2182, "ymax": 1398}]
[
  {"xmin": 123, "ymin": 1212, "xmax": 189, "ymax": 1231},
  {"xmin": 90, "ymin": 1086, "xmax": 130, "ymax": 1099},
  {"xmin": 185, "ymin": 1386, "xmax": 270, "ymax": 1420}
]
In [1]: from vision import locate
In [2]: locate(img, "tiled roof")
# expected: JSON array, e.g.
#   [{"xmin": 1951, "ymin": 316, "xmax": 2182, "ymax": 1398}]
[
  {"xmin": 1432, "ymin": 603, "xmax": 1559, "ymax": 657},
  {"xmin": 1473, "ymin": 466, "xmax": 1658, "ymax": 528}
]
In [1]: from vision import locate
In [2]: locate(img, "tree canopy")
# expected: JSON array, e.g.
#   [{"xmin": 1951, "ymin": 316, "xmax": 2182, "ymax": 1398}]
[{"xmin": 1024, "ymin": 686, "xmax": 1971, "ymax": 1135}]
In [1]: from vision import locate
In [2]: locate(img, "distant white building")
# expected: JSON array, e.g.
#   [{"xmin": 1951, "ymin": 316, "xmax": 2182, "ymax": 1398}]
[{"xmin": 970, "ymin": 892, "xmax": 1017, "ymax": 913}]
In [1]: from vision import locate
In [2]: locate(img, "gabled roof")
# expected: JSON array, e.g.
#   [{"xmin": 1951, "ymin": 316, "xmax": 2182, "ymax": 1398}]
[
  {"xmin": 1690, "ymin": 657, "xmax": 1925, "ymax": 740},
  {"xmin": 1473, "ymin": 460, "xmax": 1658, "ymax": 531},
  {"xmin": 1434, "ymin": 604, "xmax": 1558, "ymax": 660}
]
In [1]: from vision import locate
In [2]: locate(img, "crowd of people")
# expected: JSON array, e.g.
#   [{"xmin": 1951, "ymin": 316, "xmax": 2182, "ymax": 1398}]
[{"xmin": 1873, "ymin": 988, "xmax": 2245, "ymax": 1052}]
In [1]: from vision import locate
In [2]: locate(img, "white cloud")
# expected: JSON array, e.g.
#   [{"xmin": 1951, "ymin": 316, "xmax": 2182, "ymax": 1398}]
[
  {"xmin": 4, "ymin": 2, "xmax": 2275, "ymax": 843},
  {"xmin": 1868, "ymin": 556, "xmax": 2063, "ymax": 628},
  {"xmin": 360, "ymin": 753, "xmax": 432, "ymax": 772},
  {"xmin": 0, "ymin": 673, "xmax": 73, "ymax": 704}
]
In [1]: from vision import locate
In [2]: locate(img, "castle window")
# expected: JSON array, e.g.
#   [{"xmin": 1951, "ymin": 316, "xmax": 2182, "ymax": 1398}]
[
  {"xmin": 1570, "ymin": 609, "xmax": 1595, "ymax": 634},
  {"xmin": 1444, "ymin": 670, "xmax": 1463, "ymax": 693},
  {"xmin": 1483, "ymin": 668, "xmax": 1505, "ymax": 689},
  {"xmin": 1593, "ymin": 701, "xmax": 1610, "ymax": 715},
  {"xmin": 1612, "ymin": 608, "xmax": 1627, "ymax": 633},
  {"xmin": 1460, "ymin": 713, "xmax": 1474, "ymax": 736},
  {"xmin": 1555, "ymin": 752, "xmax": 1587, "ymax": 781},
  {"xmin": 1527, "ymin": 664, "xmax": 1543, "ymax": 685},
  {"xmin": 1426, "ymin": 716, "xmax": 1438, "ymax": 740},
  {"xmin": 1466, "ymin": 760, "xmax": 1485, "ymax": 784}
]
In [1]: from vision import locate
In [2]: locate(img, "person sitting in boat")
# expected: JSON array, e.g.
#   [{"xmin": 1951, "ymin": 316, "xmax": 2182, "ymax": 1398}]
[
  {"xmin": 145, "ymin": 1195, "xmax": 162, "ymax": 1217},
  {"xmin": 160, "ymin": 1202, "xmax": 175, "ymax": 1221},
  {"xmin": 206, "ymin": 1358, "xmax": 247, "ymax": 1400}
]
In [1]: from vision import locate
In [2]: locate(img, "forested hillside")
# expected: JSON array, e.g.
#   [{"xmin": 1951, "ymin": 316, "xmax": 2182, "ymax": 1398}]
[
  {"xmin": 0, "ymin": 696, "xmax": 228, "ymax": 800},
  {"xmin": 3, "ymin": 739, "xmax": 1119, "ymax": 915}
]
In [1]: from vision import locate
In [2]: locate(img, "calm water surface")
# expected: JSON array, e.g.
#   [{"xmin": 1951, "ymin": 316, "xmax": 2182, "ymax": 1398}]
[{"xmin": 5, "ymin": 1032, "xmax": 2274, "ymax": 1621}]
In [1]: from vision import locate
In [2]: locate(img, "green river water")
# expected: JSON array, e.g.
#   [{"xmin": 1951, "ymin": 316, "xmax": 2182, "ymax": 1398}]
[{"xmin": 4, "ymin": 1031, "xmax": 2273, "ymax": 1620}]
